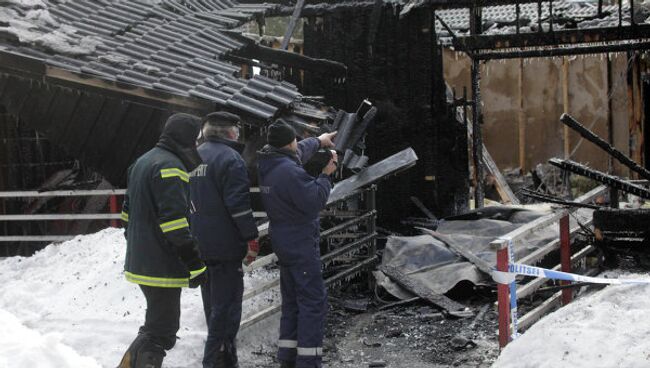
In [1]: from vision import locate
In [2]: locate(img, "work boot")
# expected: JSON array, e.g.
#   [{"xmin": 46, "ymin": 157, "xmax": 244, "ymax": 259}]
[
  {"xmin": 134, "ymin": 350, "xmax": 164, "ymax": 368},
  {"xmin": 116, "ymin": 334, "xmax": 148, "ymax": 368},
  {"xmin": 279, "ymin": 361, "xmax": 296, "ymax": 368},
  {"xmin": 226, "ymin": 342, "xmax": 240, "ymax": 368},
  {"xmin": 213, "ymin": 349, "xmax": 230, "ymax": 368}
]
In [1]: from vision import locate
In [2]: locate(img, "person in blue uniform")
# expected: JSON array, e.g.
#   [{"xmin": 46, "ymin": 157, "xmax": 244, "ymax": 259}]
[
  {"xmin": 257, "ymin": 120, "xmax": 337, "ymax": 368},
  {"xmin": 190, "ymin": 112, "xmax": 259, "ymax": 368}
]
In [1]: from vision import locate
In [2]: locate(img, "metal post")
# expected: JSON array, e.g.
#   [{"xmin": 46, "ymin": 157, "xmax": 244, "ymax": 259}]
[
  {"xmin": 610, "ymin": 188, "xmax": 619, "ymax": 208},
  {"xmin": 366, "ymin": 185, "xmax": 377, "ymax": 257},
  {"xmin": 516, "ymin": 1, "xmax": 521, "ymax": 34},
  {"xmin": 497, "ymin": 241, "xmax": 510, "ymax": 348},
  {"xmin": 560, "ymin": 214, "xmax": 572, "ymax": 305},
  {"xmin": 109, "ymin": 195, "xmax": 119, "ymax": 228},
  {"xmin": 366, "ymin": 185, "xmax": 377, "ymax": 290},
  {"xmin": 472, "ymin": 58, "xmax": 484, "ymax": 208}
]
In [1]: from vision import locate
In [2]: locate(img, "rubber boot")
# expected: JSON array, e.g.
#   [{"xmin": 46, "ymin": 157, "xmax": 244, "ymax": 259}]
[
  {"xmin": 134, "ymin": 350, "xmax": 164, "ymax": 368},
  {"xmin": 116, "ymin": 334, "xmax": 147, "ymax": 368}
]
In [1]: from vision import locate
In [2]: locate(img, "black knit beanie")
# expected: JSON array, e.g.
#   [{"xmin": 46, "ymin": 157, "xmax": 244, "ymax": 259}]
[{"xmin": 267, "ymin": 120, "xmax": 296, "ymax": 148}]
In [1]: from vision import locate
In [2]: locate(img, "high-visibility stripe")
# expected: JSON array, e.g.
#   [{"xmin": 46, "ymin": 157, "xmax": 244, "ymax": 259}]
[
  {"xmin": 124, "ymin": 271, "xmax": 188, "ymax": 288},
  {"xmin": 160, "ymin": 168, "xmax": 189, "ymax": 183},
  {"xmin": 297, "ymin": 347, "xmax": 323, "ymax": 356},
  {"xmin": 278, "ymin": 340, "xmax": 298, "ymax": 348},
  {"xmin": 232, "ymin": 209, "xmax": 253, "ymax": 218},
  {"xmin": 121, "ymin": 211, "xmax": 129, "ymax": 222},
  {"xmin": 189, "ymin": 266, "xmax": 206, "ymax": 279},
  {"xmin": 160, "ymin": 218, "xmax": 189, "ymax": 233}
]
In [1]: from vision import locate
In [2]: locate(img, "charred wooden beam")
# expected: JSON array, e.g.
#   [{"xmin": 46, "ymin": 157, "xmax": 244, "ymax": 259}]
[
  {"xmin": 230, "ymin": 41, "xmax": 347, "ymax": 76},
  {"xmin": 455, "ymin": 24, "xmax": 650, "ymax": 51},
  {"xmin": 471, "ymin": 58, "xmax": 485, "ymax": 208},
  {"xmin": 520, "ymin": 188, "xmax": 601, "ymax": 209},
  {"xmin": 475, "ymin": 41, "xmax": 650, "ymax": 60},
  {"xmin": 380, "ymin": 265, "xmax": 471, "ymax": 316},
  {"xmin": 561, "ymin": 113, "xmax": 650, "ymax": 181},
  {"xmin": 548, "ymin": 158, "xmax": 650, "ymax": 200},
  {"xmin": 280, "ymin": 0, "xmax": 306, "ymax": 50}
]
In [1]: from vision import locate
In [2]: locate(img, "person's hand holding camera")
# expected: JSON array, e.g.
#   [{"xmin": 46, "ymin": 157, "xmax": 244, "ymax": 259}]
[{"xmin": 322, "ymin": 150, "xmax": 338, "ymax": 176}]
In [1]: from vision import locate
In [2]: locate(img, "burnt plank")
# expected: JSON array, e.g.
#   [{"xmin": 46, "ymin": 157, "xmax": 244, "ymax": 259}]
[
  {"xmin": 104, "ymin": 102, "xmax": 154, "ymax": 184},
  {"xmin": 80, "ymin": 97, "xmax": 130, "ymax": 171},
  {"xmin": 59, "ymin": 92, "xmax": 106, "ymax": 157},
  {"xmin": 380, "ymin": 265, "xmax": 470, "ymax": 315},
  {"xmin": 42, "ymin": 87, "xmax": 81, "ymax": 147},
  {"xmin": 17, "ymin": 81, "xmax": 56, "ymax": 131},
  {"xmin": 0, "ymin": 75, "xmax": 33, "ymax": 119}
]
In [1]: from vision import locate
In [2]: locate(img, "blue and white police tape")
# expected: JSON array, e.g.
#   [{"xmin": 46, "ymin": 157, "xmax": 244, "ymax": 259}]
[
  {"xmin": 492, "ymin": 263, "xmax": 650, "ymax": 285},
  {"xmin": 492, "ymin": 261, "xmax": 650, "ymax": 341}
]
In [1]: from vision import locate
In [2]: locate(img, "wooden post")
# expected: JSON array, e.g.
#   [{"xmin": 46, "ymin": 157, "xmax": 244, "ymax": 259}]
[
  {"xmin": 497, "ymin": 241, "xmax": 511, "ymax": 348},
  {"xmin": 627, "ymin": 51, "xmax": 643, "ymax": 176},
  {"xmin": 518, "ymin": 59, "xmax": 526, "ymax": 171},
  {"xmin": 109, "ymin": 195, "xmax": 119, "ymax": 228},
  {"xmin": 562, "ymin": 57, "xmax": 570, "ymax": 159},
  {"xmin": 560, "ymin": 214, "xmax": 572, "ymax": 305}
]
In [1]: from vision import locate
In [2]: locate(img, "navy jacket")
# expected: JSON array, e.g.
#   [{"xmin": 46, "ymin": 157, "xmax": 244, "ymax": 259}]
[
  {"xmin": 190, "ymin": 138, "xmax": 259, "ymax": 261},
  {"xmin": 257, "ymin": 138, "xmax": 332, "ymax": 265}
]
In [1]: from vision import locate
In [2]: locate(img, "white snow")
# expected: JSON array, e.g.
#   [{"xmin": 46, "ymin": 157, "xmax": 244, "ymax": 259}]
[
  {"xmin": 0, "ymin": 228, "xmax": 280, "ymax": 368},
  {"xmin": 494, "ymin": 273, "xmax": 650, "ymax": 368},
  {"xmin": 0, "ymin": 308, "xmax": 101, "ymax": 368},
  {"xmin": 0, "ymin": 3, "xmax": 100, "ymax": 56}
]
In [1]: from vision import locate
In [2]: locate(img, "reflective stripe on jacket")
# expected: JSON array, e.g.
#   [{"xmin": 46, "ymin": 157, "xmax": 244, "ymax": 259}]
[{"xmin": 121, "ymin": 146, "xmax": 204, "ymax": 287}]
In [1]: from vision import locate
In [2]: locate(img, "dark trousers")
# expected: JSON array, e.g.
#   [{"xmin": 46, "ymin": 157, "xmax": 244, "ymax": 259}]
[
  {"xmin": 201, "ymin": 261, "xmax": 244, "ymax": 368},
  {"xmin": 277, "ymin": 258, "xmax": 327, "ymax": 368},
  {"xmin": 139, "ymin": 285, "xmax": 182, "ymax": 351}
]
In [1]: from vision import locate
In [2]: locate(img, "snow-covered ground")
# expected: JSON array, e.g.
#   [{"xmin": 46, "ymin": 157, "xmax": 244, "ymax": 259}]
[
  {"xmin": 0, "ymin": 228, "xmax": 280, "ymax": 368},
  {"xmin": 494, "ymin": 273, "xmax": 650, "ymax": 368}
]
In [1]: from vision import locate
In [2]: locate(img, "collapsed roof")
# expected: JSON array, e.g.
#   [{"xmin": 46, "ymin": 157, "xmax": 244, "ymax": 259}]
[{"xmin": 0, "ymin": 0, "xmax": 351, "ymax": 184}]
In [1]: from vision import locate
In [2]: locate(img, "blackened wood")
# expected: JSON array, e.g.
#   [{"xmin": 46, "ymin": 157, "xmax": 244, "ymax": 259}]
[
  {"xmin": 549, "ymin": 158, "xmax": 650, "ymax": 200},
  {"xmin": 560, "ymin": 113, "xmax": 650, "ymax": 181},
  {"xmin": 380, "ymin": 265, "xmax": 469, "ymax": 313}
]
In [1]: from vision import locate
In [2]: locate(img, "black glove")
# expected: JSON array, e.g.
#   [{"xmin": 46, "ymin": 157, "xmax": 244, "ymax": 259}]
[
  {"xmin": 176, "ymin": 239, "xmax": 206, "ymax": 288},
  {"xmin": 189, "ymin": 269, "xmax": 207, "ymax": 288}
]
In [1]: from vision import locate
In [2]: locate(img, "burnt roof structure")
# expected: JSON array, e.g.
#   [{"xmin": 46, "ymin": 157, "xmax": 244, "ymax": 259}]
[
  {"xmin": 0, "ymin": 0, "xmax": 347, "ymax": 185},
  {"xmin": 421, "ymin": 0, "xmax": 650, "ymax": 207}
]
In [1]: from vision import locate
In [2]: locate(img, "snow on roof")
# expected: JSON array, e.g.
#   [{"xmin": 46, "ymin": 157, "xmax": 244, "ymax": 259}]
[
  {"xmin": 0, "ymin": 0, "xmax": 328, "ymax": 124},
  {"xmin": 494, "ymin": 270, "xmax": 650, "ymax": 368},
  {"xmin": 0, "ymin": 228, "xmax": 280, "ymax": 367},
  {"xmin": 436, "ymin": 0, "xmax": 648, "ymax": 41}
]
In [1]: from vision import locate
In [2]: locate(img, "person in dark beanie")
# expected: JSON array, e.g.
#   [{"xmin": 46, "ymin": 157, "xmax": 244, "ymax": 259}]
[
  {"xmin": 257, "ymin": 119, "xmax": 337, "ymax": 368},
  {"xmin": 190, "ymin": 111, "xmax": 259, "ymax": 368},
  {"xmin": 118, "ymin": 113, "xmax": 207, "ymax": 368}
]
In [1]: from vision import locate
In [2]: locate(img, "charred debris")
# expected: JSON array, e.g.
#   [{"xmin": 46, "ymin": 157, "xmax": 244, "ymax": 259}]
[{"xmin": 0, "ymin": 0, "xmax": 649, "ymax": 364}]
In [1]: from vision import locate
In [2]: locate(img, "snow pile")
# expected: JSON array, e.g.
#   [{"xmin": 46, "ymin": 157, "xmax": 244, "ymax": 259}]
[
  {"xmin": 494, "ymin": 274, "xmax": 650, "ymax": 368},
  {"xmin": 0, "ymin": 308, "xmax": 101, "ymax": 368},
  {"xmin": 0, "ymin": 228, "xmax": 280, "ymax": 368}
]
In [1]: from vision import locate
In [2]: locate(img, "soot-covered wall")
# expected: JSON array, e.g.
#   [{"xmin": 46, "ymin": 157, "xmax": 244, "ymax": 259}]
[{"xmin": 302, "ymin": 5, "xmax": 469, "ymax": 224}]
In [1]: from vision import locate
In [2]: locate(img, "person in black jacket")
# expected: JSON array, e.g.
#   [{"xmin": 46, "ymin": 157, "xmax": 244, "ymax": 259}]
[
  {"xmin": 118, "ymin": 113, "xmax": 207, "ymax": 368},
  {"xmin": 190, "ymin": 112, "xmax": 259, "ymax": 368}
]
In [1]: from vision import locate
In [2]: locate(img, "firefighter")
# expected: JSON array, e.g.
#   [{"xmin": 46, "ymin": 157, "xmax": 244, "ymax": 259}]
[
  {"xmin": 189, "ymin": 112, "xmax": 259, "ymax": 368},
  {"xmin": 118, "ymin": 113, "xmax": 207, "ymax": 368},
  {"xmin": 257, "ymin": 120, "xmax": 337, "ymax": 368}
]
